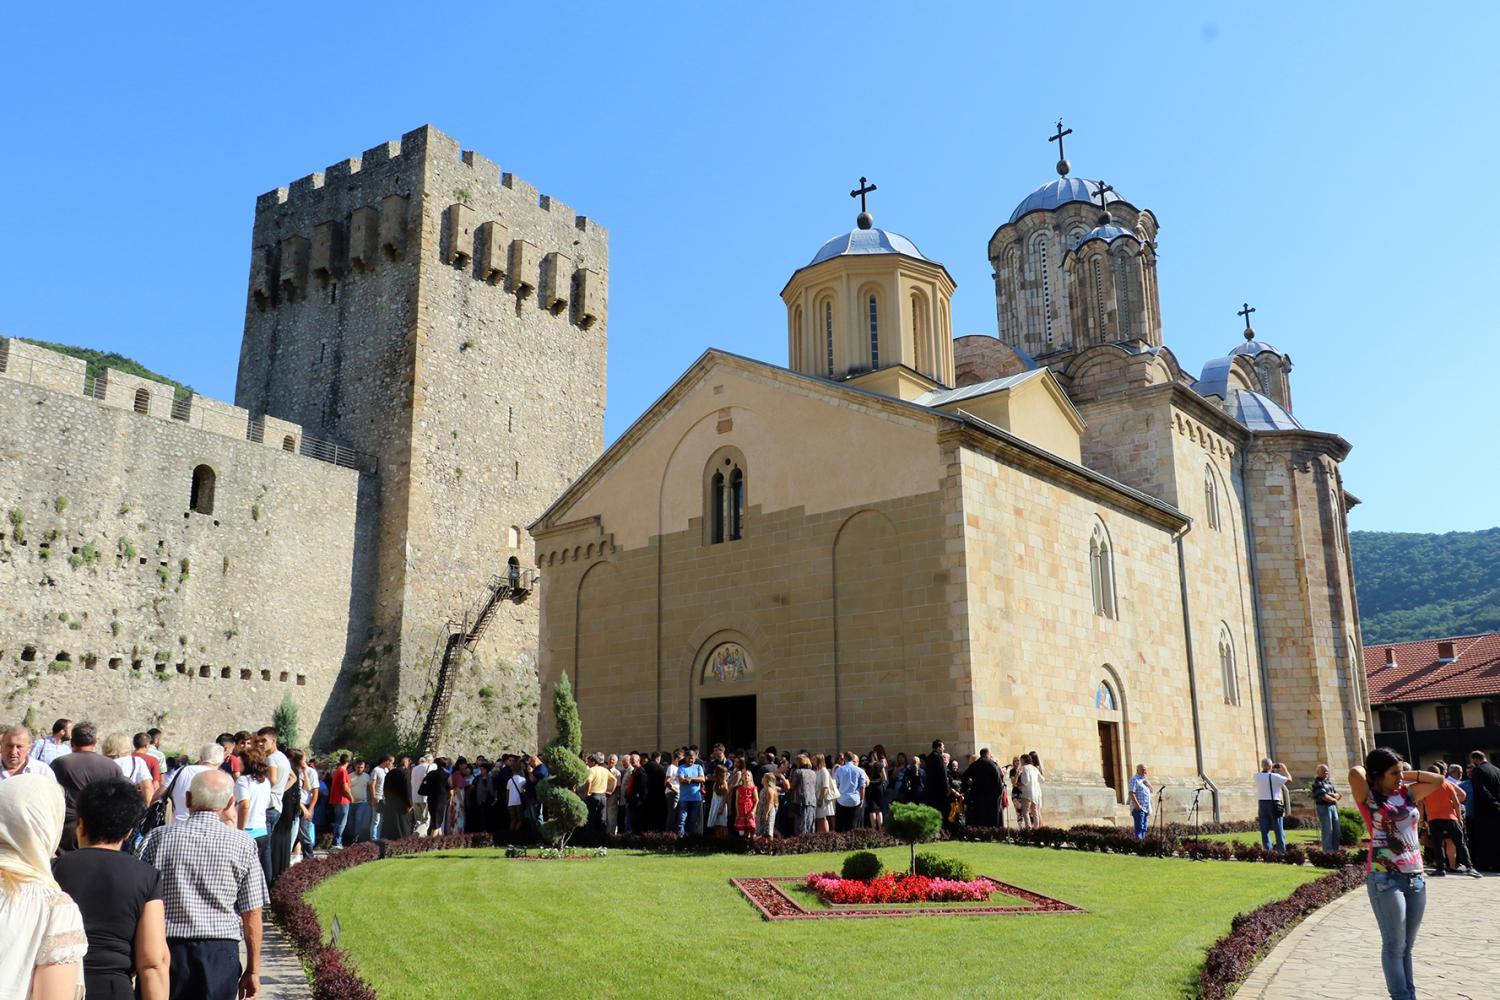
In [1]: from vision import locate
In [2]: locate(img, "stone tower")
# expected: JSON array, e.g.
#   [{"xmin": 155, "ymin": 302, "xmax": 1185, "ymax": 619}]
[{"xmin": 235, "ymin": 125, "xmax": 608, "ymax": 748}]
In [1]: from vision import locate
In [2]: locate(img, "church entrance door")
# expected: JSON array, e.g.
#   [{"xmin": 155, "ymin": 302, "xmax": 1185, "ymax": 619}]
[
  {"xmin": 702, "ymin": 695, "xmax": 756, "ymax": 751},
  {"xmin": 1098, "ymin": 721, "xmax": 1122, "ymax": 800}
]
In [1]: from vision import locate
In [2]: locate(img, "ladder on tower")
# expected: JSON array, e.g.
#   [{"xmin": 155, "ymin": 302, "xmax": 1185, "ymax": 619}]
[{"xmin": 418, "ymin": 564, "xmax": 535, "ymax": 755}]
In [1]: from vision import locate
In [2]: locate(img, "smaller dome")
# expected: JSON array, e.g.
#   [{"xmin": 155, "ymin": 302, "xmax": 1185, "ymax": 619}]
[
  {"xmin": 1009, "ymin": 177, "xmax": 1124, "ymax": 224},
  {"xmin": 1070, "ymin": 223, "xmax": 1140, "ymax": 253},
  {"xmin": 1229, "ymin": 336, "xmax": 1281, "ymax": 358},
  {"xmin": 1230, "ymin": 389, "xmax": 1302, "ymax": 432},
  {"xmin": 808, "ymin": 226, "xmax": 930, "ymax": 267}
]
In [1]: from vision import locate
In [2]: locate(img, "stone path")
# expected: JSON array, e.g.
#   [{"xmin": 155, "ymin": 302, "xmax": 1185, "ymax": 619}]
[
  {"xmin": 1239, "ymin": 873, "xmax": 1498, "ymax": 999},
  {"xmin": 243, "ymin": 923, "xmax": 313, "ymax": 1000}
]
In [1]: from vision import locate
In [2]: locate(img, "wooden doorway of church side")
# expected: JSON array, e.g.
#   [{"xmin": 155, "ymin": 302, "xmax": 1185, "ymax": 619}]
[
  {"xmin": 1098, "ymin": 721, "xmax": 1123, "ymax": 802},
  {"xmin": 702, "ymin": 695, "xmax": 757, "ymax": 752}
]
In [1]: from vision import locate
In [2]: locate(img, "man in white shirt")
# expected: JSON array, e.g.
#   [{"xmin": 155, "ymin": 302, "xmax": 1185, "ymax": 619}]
[
  {"xmin": 172, "ymin": 744, "xmax": 227, "ymax": 821},
  {"xmin": 29, "ymin": 718, "xmax": 72, "ymax": 765},
  {"xmin": 1, "ymin": 725, "xmax": 56, "ymax": 781},
  {"xmin": 833, "ymin": 752, "xmax": 868, "ymax": 832},
  {"xmin": 369, "ymin": 756, "xmax": 390, "ymax": 840},
  {"xmin": 257, "ymin": 727, "xmax": 295, "ymax": 876},
  {"xmin": 1254, "ymin": 757, "xmax": 1289, "ymax": 851},
  {"xmin": 410, "ymin": 755, "xmax": 433, "ymax": 836}
]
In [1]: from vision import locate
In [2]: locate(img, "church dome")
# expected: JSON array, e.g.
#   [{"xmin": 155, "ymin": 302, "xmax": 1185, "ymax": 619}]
[
  {"xmin": 1009, "ymin": 177, "xmax": 1124, "ymax": 224},
  {"xmin": 1229, "ymin": 336, "xmax": 1281, "ymax": 357},
  {"xmin": 1070, "ymin": 223, "xmax": 1140, "ymax": 253},
  {"xmin": 1230, "ymin": 389, "xmax": 1302, "ymax": 431},
  {"xmin": 808, "ymin": 225, "xmax": 931, "ymax": 267}
]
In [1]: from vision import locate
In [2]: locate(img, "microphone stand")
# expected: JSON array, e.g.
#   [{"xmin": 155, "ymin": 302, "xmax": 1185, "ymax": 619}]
[
  {"xmin": 1190, "ymin": 785, "xmax": 1206, "ymax": 843},
  {"xmin": 1154, "ymin": 784, "xmax": 1167, "ymax": 839}
]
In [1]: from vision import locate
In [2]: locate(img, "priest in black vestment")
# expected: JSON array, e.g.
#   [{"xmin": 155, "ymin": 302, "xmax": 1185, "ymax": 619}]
[
  {"xmin": 923, "ymin": 740, "xmax": 949, "ymax": 815},
  {"xmin": 963, "ymin": 748, "xmax": 1005, "ymax": 828},
  {"xmin": 1468, "ymin": 751, "xmax": 1500, "ymax": 872}
]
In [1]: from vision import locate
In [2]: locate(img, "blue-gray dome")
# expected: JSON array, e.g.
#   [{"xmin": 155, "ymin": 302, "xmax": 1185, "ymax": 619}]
[
  {"xmin": 1230, "ymin": 389, "xmax": 1301, "ymax": 431},
  {"xmin": 1009, "ymin": 177, "xmax": 1124, "ymax": 224},
  {"xmin": 809, "ymin": 226, "xmax": 930, "ymax": 266},
  {"xmin": 1070, "ymin": 223, "xmax": 1140, "ymax": 253},
  {"xmin": 1229, "ymin": 337, "xmax": 1281, "ymax": 357}
]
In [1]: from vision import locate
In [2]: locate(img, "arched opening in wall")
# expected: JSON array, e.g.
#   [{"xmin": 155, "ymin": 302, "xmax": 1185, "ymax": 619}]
[
  {"xmin": 507, "ymin": 555, "xmax": 521, "ymax": 588},
  {"xmin": 792, "ymin": 305, "xmax": 804, "ymax": 370},
  {"xmin": 729, "ymin": 468, "xmax": 744, "ymax": 540},
  {"xmin": 281, "ymin": 435, "xmax": 296, "ymax": 452},
  {"xmin": 1096, "ymin": 673, "xmax": 1124, "ymax": 802},
  {"xmin": 189, "ymin": 465, "xmax": 216, "ymax": 515},
  {"xmin": 867, "ymin": 292, "xmax": 880, "ymax": 368},
  {"xmin": 1218, "ymin": 624, "xmax": 1239, "ymax": 705},
  {"xmin": 1089, "ymin": 520, "xmax": 1117, "ymax": 619},
  {"xmin": 507, "ymin": 525, "xmax": 522, "ymax": 549},
  {"xmin": 704, "ymin": 448, "xmax": 748, "ymax": 546},
  {"xmin": 1090, "ymin": 255, "xmax": 1107, "ymax": 341},
  {"xmin": 1205, "ymin": 465, "xmax": 1222, "ymax": 532},
  {"xmin": 910, "ymin": 291, "xmax": 929, "ymax": 374},
  {"xmin": 133, "ymin": 388, "xmax": 151, "ymax": 415},
  {"xmin": 1028, "ymin": 232, "xmax": 1054, "ymax": 347},
  {"xmin": 823, "ymin": 298, "xmax": 835, "ymax": 377}
]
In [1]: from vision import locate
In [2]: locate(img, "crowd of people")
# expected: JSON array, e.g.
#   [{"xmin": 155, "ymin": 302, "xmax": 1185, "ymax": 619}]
[{"xmin": 4, "ymin": 712, "xmax": 1499, "ymax": 1000}]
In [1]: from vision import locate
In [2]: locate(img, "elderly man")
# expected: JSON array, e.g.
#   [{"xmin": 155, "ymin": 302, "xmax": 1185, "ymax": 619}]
[
  {"xmin": 171, "ymin": 744, "xmax": 228, "ymax": 823},
  {"xmin": 1311, "ymin": 764, "xmax": 1342, "ymax": 852},
  {"xmin": 1, "ymin": 724, "xmax": 56, "ymax": 781},
  {"xmin": 1128, "ymin": 764, "xmax": 1153, "ymax": 840},
  {"xmin": 1254, "ymin": 757, "xmax": 1289, "ymax": 851},
  {"xmin": 139, "ymin": 768, "xmax": 269, "ymax": 1000}
]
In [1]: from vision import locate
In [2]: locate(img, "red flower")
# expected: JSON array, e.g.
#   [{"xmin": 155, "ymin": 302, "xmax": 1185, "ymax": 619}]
[{"xmin": 804, "ymin": 872, "xmax": 994, "ymax": 905}]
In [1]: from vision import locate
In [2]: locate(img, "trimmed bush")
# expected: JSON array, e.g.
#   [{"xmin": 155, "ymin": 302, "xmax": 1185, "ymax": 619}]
[
  {"xmin": 888, "ymin": 801, "xmax": 944, "ymax": 873},
  {"xmin": 840, "ymin": 850, "xmax": 884, "ymax": 881},
  {"xmin": 1337, "ymin": 807, "xmax": 1364, "ymax": 847},
  {"xmin": 537, "ymin": 675, "xmax": 588, "ymax": 846},
  {"xmin": 913, "ymin": 851, "xmax": 974, "ymax": 882}
]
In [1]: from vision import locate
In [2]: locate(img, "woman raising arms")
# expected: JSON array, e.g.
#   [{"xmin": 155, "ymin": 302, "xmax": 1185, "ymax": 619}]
[{"xmin": 1347, "ymin": 748, "xmax": 1447, "ymax": 1000}]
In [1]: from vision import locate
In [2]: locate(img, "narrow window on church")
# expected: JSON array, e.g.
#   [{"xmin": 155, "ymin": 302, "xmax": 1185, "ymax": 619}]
[
  {"xmin": 1205, "ymin": 466, "xmax": 1221, "ymax": 532},
  {"xmin": 1090, "ymin": 523, "xmax": 1116, "ymax": 619},
  {"xmin": 793, "ymin": 306, "xmax": 804, "ymax": 370},
  {"xmin": 868, "ymin": 294, "xmax": 879, "ymax": 368},
  {"xmin": 1092, "ymin": 257, "xmax": 1107, "ymax": 341},
  {"xmin": 825, "ymin": 301, "xmax": 834, "ymax": 378},
  {"xmin": 1219, "ymin": 626, "xmax": 1239, "ymax": 705},
  {"xmin": 729, "ymin": 468, "xmax": 744, "ymax": 540},
  {"xmin": 710, "ymin": 471, "xmax": 726, "ymax": 544}
]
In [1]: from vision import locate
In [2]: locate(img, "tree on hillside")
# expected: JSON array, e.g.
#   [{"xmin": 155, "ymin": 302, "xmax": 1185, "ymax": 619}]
[
  {"xmin": 1352, "ymin": 528, "xmax": 1500, "ymax": 644},
  {"xmin": 537, "ymin": 675, "xmax": 588, "ymax": 846}
]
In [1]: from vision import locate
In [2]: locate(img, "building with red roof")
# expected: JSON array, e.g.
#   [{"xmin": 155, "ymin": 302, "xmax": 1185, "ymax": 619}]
[{"xmin": 1365, "ymin": 632, "xmax": 1500, "ymax": 768}]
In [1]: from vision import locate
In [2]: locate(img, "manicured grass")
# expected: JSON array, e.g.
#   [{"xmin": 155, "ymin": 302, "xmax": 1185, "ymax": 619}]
[
  {"xmin": 308, "ymin": 844, "xmax": 1320, "ymax": 999},
  {"xmin": 1195, "ymin": 827, "xmax": 1322, "ymax": 847}
]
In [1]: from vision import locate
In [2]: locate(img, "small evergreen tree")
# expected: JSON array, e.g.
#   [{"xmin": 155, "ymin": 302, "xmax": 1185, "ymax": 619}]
[
  {"xmin": 537, "ymin": 675, "xmax": 588, "ymax": 846},
  {"xmin": 888, "ymin": 802, "xmax": 943, "ymax": 873},
  {"xmin": 273, "ymin": 693, "xmax": 299, "ymax": 749}
]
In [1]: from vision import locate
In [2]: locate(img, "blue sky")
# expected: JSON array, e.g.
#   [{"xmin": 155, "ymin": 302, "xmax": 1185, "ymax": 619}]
[{"xmin": 3, "ymin": 4, "xmax": 1495, "ymax": 533}]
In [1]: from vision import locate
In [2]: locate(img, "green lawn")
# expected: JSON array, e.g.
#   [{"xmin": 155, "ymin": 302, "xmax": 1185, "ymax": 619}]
[
  {"xmin": 1194, "ymin": 827, "xmax": 1323, "ymax": 847},
  {"xmin": 309, "ymin": 844, "xmax": 1321, "ymax": 999}
]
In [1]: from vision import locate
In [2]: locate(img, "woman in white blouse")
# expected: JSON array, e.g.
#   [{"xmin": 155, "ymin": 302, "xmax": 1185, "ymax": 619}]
[
  {"xmin": 0, "ymin": 774, "xmax": 87, "ymax": 999},
  {"xmin": 102, "ymin": 732, "xmax": 152, "ymax": 805}
]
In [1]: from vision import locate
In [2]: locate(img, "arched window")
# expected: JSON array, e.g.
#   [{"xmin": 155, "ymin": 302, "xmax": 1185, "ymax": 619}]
[
  {"xmin": 792, "ymin": 305, "xmax": 804, "ymax": 371},
  {"xmin": 710, "ymin": 471, "xmax": 726, "ymax": 544},
  {"xmin": 729, "ymin": 468, "xmax": 745, "ymax": 540},
  {"xmin": 189, "ymin": 464, "xmax": 216, "ymax": 515},
  {"xmin": 1091, "ymin": 255, "xmax": 1107, "ymax": 340},
  {"xmin": 1112, "ymin": 251, "xmax": 1133, "ymax": 340},
  {"xmin": 1218, "ymin": 624, "xmax": 1239, "ymax": 705},
  {"xmin": 507, "ymin": 555, "xmax": 521, "ymax": 588},
  {"xmin": 507, "ymin": 525, "xmax": 521, "ymax": 549},
  {"xmin": 1096, "ymin": 680, "xmax": 1117, "ymax": 710},
  {"xmin": 824, "ymin": 300, "xmax": 835, "ymax": 378},
  {"xmin": 282, "ymin": 435, "xmax": 296, "ymax": 453},
  {"xmin": 911, "ymin": 292, "xmax": 929, "ymax": 373},
  {"xmin": 868, "ymin": 293, "xmax": 879, "ymax": 368},
  {"xmin": 133, "ymin": 388, "xmax": 151, "ymax": 414},
  {"xmin": 1089, "ymin": 521, "xmax": 1116, "ymax": 619},
  {"xmin": 1205, "ymin": 465, "xmax": 1222, "ymax": 532},
  {"xmin": 706, "ymin": 450, "xmax": 748, "ymax": 545}
]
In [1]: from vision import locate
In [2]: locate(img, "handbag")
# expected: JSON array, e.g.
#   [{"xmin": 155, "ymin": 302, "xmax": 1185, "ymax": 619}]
[
  {"xmin": 1273, "ymin": 798, "xmax": 1286, "ymax": 818},
  {"xmin": 130, "ymin": 767, "xmax": 184, "ymax": 852}
]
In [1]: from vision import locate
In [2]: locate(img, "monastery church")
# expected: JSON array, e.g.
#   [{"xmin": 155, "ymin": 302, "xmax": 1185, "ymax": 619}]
[{"xmin": 533, "ymin": 129, "xmax": 1371, "ymax": 823}]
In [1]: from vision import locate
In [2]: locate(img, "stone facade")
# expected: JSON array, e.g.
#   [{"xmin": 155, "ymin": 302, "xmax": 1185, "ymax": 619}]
[{"xmin": 1, "ymin": 126, "xmax": 607, "ymax": 752}]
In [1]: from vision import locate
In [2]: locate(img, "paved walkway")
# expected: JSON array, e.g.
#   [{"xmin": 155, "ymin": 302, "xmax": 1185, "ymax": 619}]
[
  {"xmin": 243, "ymin": 923, "xmax": 313, "ymax": 999},
  {"xmin": 1239, "ymin": 873, "xmax": 1498, "ymax": 999}
]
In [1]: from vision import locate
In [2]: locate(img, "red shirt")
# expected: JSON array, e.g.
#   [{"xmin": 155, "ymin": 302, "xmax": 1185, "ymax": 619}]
[
  {"xmin": 328, "ymin": 766, "xmax": 353, "ymax": 806},
  {"xmin": 132, "ymin": 751, "xmax": 161, "ymax": 783}
]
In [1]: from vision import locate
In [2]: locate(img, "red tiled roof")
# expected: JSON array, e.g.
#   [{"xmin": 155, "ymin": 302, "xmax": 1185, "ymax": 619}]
[{"xmin": 1365, "ymin": 632, "xmax": 1500, "ymax": 704}]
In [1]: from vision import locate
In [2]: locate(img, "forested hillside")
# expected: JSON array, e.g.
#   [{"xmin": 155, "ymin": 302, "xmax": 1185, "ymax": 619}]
[{"xmin": 1352, "ymin": 528, "xmax": 1500, "ymax": 644}]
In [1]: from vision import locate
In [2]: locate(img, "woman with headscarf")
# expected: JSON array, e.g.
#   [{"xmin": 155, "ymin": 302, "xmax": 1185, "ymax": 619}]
[{"xmin": 0, "ymin": 774, "xmax": 88, "ymax": 999}]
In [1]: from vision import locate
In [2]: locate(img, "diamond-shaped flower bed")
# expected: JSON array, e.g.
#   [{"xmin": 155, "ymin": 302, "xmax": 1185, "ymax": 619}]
[{"xmin": 732, "ymin": 874, "xmax": 1086, "ymax": 921}]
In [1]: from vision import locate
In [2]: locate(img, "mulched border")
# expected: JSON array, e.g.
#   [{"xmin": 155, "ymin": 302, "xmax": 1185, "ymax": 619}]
[{"xmin": 731, "ymin": 874, "xmax": 1086, "ymax": 920}]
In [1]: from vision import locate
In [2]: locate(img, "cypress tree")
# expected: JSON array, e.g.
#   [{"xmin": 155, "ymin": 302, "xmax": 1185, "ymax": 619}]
[{"xmin": 538, "ymin": 675, "xmax": 588, "ymax": 846}]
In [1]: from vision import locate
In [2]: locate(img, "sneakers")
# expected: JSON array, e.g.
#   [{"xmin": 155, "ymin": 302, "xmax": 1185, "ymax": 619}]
[
  {"xmin": 1432, "ymin": 869, "xmax": 1446, "ymax": 877},
  {"xmin": 1464, "ymin": 867, "xmax": 1485, "ymax": 878}
]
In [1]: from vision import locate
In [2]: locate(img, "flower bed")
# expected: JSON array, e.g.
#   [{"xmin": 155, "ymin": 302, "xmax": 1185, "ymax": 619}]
[
  {"xmin": 505, "ymin": 845, "xmax": 608, "ymax": 859},
  {"xmin": 805, "ymin": 871, "xmax": 995, "ymax": 905}
]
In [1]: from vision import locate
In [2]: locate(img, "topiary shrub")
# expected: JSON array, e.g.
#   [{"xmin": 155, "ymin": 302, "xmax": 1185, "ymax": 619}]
[
  {"xmin": 913, "ymin": 851, "xmax": 974, "ymax": 881},
  {"xmin": 1338, "ymin": 807, "xmax": 1364, "ymax": 847},
  {"xmin": 888, "ymin": 801, "xmax": 944, "ymax": 873},
  {"xmin": 537, "ymin": 675, "xmax": 588, "ymax": 847},
  {"xmin": 840, "ymin": 850, "xmax": 884, "ymax": 881}
]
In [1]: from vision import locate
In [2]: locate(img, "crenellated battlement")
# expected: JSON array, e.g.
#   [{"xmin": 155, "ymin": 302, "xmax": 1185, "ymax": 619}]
[
  {"xmin": 0, "ymin": 338, "xmax": 371, "ymax": 471},
  {"xmin": 254, "ymin": 125, "xmax": 606, "ymax": 238}
]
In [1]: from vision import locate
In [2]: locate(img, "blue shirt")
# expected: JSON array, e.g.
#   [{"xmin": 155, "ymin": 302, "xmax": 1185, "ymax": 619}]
[
  {"xmin": 835, "ymin": 762, "xmax": 868, "ymax": 807},
  {"xmin": 1129, "ymin": 774, "xmax": 1151, "ymax": 812},
  {"xmin": 1459, "ymin": 779, "xmax": 1475, "ymax": 819},
  {"xmin": 677, "ymin": 763, "xmax": 705, "ymax": 802}
]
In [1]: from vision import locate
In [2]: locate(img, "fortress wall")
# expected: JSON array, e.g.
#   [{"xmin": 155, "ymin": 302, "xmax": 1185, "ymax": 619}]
[{"xmin": 0, "ymin": 359, "xmax": 364, "ymax": 747}]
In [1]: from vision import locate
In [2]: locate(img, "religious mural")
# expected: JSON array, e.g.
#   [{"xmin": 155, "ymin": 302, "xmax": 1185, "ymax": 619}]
[{"xmin": 702, "ymin": 642, "xmax": 752, "ymax": 683}]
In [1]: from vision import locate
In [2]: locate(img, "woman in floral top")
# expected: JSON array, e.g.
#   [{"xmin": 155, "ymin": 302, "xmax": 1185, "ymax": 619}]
[{"xmin": 1348, "ymin": 748, "xmax": 1448, "ymax": 1000}]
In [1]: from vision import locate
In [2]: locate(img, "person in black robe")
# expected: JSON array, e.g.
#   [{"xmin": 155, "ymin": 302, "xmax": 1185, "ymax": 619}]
[
  {"xmin": 963, "ymin": 748, "xmax": 1004, "ymax": 829},
  {"xmin": 1468, "ymin": 751, "xmax": 1500, "ymax": 872},
  {"xmin": 923, "ymin": 740, "xmax": 949, "ymax": 815},
  {"xmin": 382, "ymin": 758, "xmax": 415, "ymax": 840},
  {"xmin": 642, "ymin": 752, "xmax": 668, "ymax": 832}
]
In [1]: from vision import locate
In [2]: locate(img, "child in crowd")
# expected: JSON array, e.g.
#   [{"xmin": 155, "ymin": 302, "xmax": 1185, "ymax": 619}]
[
  {"xmin": 733, "ymin": 770, "xmax": 757, "ymax": 838},
  {"xmin": 708, "ymin": 765, "xmax": 730, "ymax": 838},
  {"xmin": 755, "ymin": 771, "xmax": 779, "ymax": 839}
]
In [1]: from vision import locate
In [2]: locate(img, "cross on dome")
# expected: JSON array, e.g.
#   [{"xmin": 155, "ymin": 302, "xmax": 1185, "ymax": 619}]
[
  {"xmin": 1238, "ymin": 302, "xmax": 1256, "ymax": 338},
  {"xmin": 1049, "ymin": 119, "xmax": 1073, "ymax": 177},
  {"xmin": 1093, "ymin": 179, "xmax": 1114, "ymax": 224},
  {"xmin": 850, "ymin": 176, "xmax": 877, "ymax": 230}
]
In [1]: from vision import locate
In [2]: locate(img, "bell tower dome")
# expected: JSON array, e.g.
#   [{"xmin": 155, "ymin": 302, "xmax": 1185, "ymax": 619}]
[{"xmin": 782, "ymin": 178, "xmax": 956, "ymax": 388}]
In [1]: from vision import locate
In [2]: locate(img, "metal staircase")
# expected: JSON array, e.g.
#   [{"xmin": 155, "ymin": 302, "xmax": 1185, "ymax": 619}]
[{"xmin": 418, "ymin": 564, "xmax": 535, "ymax": 754}]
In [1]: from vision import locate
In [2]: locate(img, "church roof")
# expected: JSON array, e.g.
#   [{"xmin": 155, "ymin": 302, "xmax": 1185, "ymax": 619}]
[
  {"xmin": 1365, "ymin": 632, "xmax": 1500, "ymax": 705},
  {"xmin": 914, "ymin": 370, "xmax": 1044, "ymax": 407},
  {"xmin": 1069, "ymin": 223, "xmax": 1140, "ymax": 254},
  {"xmin": 1194, "ymin": 356, "xmax": 1238, "ymax": 400},
  {"xmin": 1229, "ymin": 389, "xmax": 1302, "ymax": 431},
  {"xmin": 808, "ymin": 226, "xmax": 931, "ymax": 266},
  {"xmin": 1009, "ymin": 177, "xmax": 1125, "ymax": 224},
  {"xmin": 1229, "ymin": 337, "xmax": 1281, "ymax": 357}
]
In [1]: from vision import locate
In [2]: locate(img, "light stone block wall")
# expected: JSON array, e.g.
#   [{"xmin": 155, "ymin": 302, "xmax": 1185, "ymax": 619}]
[{"xmin": 0, "ymin": 375, "xmax": 362, "ymax": 748}]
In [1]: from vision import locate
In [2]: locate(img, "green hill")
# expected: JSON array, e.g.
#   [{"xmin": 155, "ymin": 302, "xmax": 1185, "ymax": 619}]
[
  {"xmin": 1352, "ymin": 528, "xmax": 1500, "ymax": 644},
  {"xmin": 19, "ymin": 338, "xmax": 192, "ymax": 402}
]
